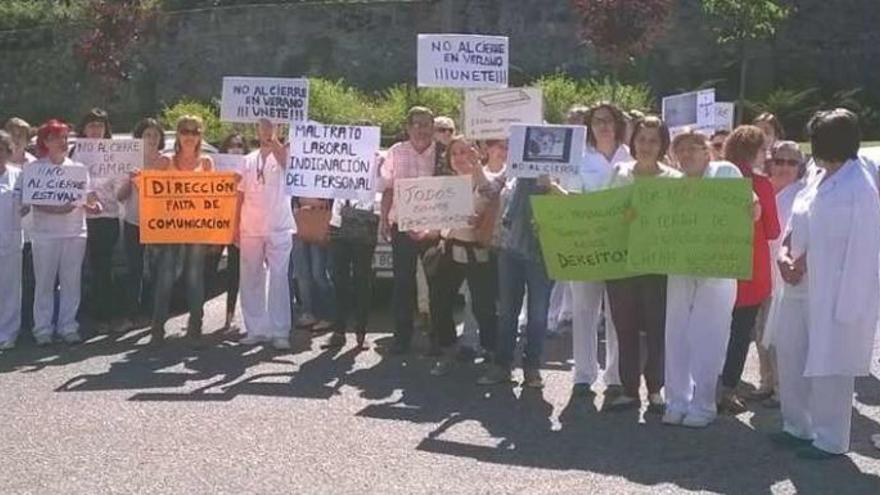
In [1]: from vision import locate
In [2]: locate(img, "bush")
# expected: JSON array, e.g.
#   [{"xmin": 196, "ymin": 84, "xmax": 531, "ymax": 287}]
[
  {"xmin": 160, "ymin": 99, "xmax": 246, "ymax": 145},
  {"xmin": 0, "ymin": 1, "xmax": 85, "ymax": 31},
  {"xmin": 307, "ymin": 78, "xmax": 374, "ymax": 125},
  {"xmin": 372, "ymin": 85, "xmax": 461, "ymax": 140},
  {"xmin": 536, "ymin": 74, "xmax": 655, "ymax": 123}
]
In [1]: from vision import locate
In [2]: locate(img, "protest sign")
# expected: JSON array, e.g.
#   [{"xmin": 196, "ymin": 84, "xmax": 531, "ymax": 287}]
[
  {"xmin": 715, "ymin": 102, "xmax": 735, "ymax": 131},
  {"xmin": 287, "ymin": 123, "xmax": 380, "ymax": 200},
  {"xmin": 662, "ymin": 89, "xmax": 716, "ymax": 131},
  {"xmin": 532, "ymin": 188, "xmax": 637, "ymax": 281},
  {"xmin": 463, "ymin": 88, "xmax": 543, "ymax": 139},
  {"xmin": 22, "ymin": 164, "xmax": 89, "ymax": 206},
  {"xmin": 507, "ymin": 124, "xmax": 587, "ymax": 178},
  {"xmin": 74, "ymin": 139, "xmax": 143, "ymax": 180},
  {"xmin": 627, "ymin": 177, "xmax": 754, "ymax": 279},
  {"xmin": 139, "ymin": 171, "xmax": 238, "ymax": 245},
  {"xmin": 394, "ymin": 175, "xmax": 474, "ymax": 231},
  {"xmin": 417, "ymin": 34, "xmax": 508, "ymax": 88},
  {"xmin": 212, "ymin": 154, "xmax": 247, "ymax": 174},
  {"xmin": 220, "ymin": 77, "xmax": 309, "ymax": 124}
]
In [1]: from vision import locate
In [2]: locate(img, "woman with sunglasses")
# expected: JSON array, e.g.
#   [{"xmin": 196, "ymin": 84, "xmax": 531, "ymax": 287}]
[{"xmin": 149, "ymin": 115, "xmax": 214, "ymax": 346}]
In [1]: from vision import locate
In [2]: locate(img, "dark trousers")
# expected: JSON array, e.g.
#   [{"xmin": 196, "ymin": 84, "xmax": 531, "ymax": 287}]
[
  {"xmin": 122, "ymin": 222, "xmax": 149, "ymax": 317},
  {"xmin": 606, "ymin": 274, "xmax": 667, "ymax": 397},
  {"xmin": 330, "ymin": 238, "xmax": 375, "ymax": 331},
  {"xmin": 86, "ymin": 217, "xmax": 120, "ymax": 321},
  {"xmin": 721, "ymin": 304, "xmax": 761, "ymax": 389},
  {"xmin": 21, "ymin": 242, "xmax": 35, "ymax": 330},
  {"xmin": 429, "ymin": 248, "xmax": 497, "ymax": 351},
  {"xmin": 205, "ymin": 245, "xmax": 240, "ymax": 316},
  {"xmin": 391, "ymin": 227, "xmax": 427, "ymax": 347}
]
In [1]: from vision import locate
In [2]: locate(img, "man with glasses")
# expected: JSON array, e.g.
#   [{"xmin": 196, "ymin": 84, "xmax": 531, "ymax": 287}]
[{"xmin": 709, "ymin": 130, "xmax": 730, "ymax": 161}]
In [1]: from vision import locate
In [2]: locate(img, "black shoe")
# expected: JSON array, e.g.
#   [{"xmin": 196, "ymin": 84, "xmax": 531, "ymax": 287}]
[
  {"xmin": 572, "ymin": 383, "xmax": 596, "ymax": 398},
  {"xmin": 355, "ymin": 328, "xmax": 367, "ymax": 348},
  {"xmin": 148, "ymin": 327, "xmax": 165, "ymax": 346},
  {"xmin": 325, "ymin": 332, "xmax": 346, "ymax": 348}
]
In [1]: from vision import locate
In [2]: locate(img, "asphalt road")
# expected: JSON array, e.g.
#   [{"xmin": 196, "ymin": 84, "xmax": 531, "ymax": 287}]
[{"xmin": 3, "ymin": 292, "xmax": 880, "ymax": 494}]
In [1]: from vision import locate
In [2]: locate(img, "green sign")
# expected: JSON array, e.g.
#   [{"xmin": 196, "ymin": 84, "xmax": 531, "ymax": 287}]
[
  {"xmin": 627, "ymin": 177, "xmax": 754, "ymax": 279},
  {"xmin": 531, "ymin": 187, "xmax": 636, "ymax": 281}
]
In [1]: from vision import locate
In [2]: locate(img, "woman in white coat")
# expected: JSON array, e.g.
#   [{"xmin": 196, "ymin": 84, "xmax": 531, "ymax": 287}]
[
  {"xmin": 0, "ymin": 131, "xmax": 24, "ymax": 349},
  {"xmin": 774, "ymin": 109, "xmax": 880, "ymax": 459},
  {"xmin": 662, "ymin": 131, "xmax": 743, "ymax": 428}
]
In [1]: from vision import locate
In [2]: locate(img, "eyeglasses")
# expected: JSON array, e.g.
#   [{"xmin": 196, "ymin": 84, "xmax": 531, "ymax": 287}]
[
  {"xmin": 180, "ymin": 128, "xmax": 201, "ymax": 136},
  {"xmin": 436, "ymin": 128, "xmax": 454, "ymax": 134},
  {"xmin": 771, "ymin": 158, "xmax": 801, "ymax": 167}
]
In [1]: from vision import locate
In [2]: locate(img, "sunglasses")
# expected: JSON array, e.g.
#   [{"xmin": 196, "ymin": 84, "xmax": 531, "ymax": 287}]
[
  {"xmin": 180, "ymin": 128, "xmax": 201, "ymax": 136},
  {"xmin": 771, "ymin": 158, "xmax": 801, "ymax": 167}
]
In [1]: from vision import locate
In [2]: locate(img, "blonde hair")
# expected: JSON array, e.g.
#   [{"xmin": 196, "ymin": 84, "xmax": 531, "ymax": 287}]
[
  {"xmin": 4, "ymin": 117, "xmax": 31, "ymax": 145},
  {"xmin": 174, "ymin": 114, "xmax": 204, "ymax": 155}
]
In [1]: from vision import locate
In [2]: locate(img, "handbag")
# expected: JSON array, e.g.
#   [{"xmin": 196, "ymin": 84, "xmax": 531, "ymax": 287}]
[
  {"xmin": 332, "ymin": 201, "xmax": 379, "ymax": 244},
  {"xmin": 294, "ymin": 205, "xmax": 331, "ymax": 245}
]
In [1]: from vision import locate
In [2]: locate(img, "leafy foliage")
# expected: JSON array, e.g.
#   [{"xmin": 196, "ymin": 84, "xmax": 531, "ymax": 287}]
[
  {"xmin": 0, "ymin": 1, "xmax": 85, "ymax": 31},
  {"xmin": 160, "ymin": 99, "xmax": 241, "ymax": 144},
  {"xmin": 371, "ymin": 86, "xmax": 461, "ymax": 140},
  {"xmin": 700, "ymin": 0, "xmax": 792, "ymax": 44},
  {"xmin": 537, "ymin": 74, "xmax": 655, "ymax": 123},
  {"xmin": 73, "ymin": 1, "xmax": 159, "ymax": 83}
]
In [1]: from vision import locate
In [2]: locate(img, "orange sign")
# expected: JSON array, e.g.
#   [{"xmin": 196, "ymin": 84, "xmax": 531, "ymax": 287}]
[{"xmin": 139, "ymin": 170, "xmax": 238, "ymax": 244}]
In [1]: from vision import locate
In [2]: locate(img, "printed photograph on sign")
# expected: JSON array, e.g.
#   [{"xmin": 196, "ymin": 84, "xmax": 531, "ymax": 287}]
[
  {"xmin": 21, "ymin": 164, "xmax": 89, "ymax": 206},
  {"xmin": 464, "ymin": 88, "xmax": 543, "ymax": 140},
  {"xmin": 417, "ymin": 34, "xmax": 509, "ymax": 89},
  {"xmin": 507, "ymin": 124, "xmax": 586, "ymax": 179},
  {"xmin": 220, "ymin": 77, "xmax": 309, "ymax": 124}
]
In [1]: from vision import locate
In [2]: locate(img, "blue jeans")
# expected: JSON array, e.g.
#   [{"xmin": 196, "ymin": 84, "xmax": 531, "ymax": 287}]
[
  {"xmin": 495, "ymin": 248, "xmax": 552, "ymax": 369},
  {"xmin": 292, "ymin": 237, "xmax": 335, "ymax": 320},
  {"xmin": 151, "ymin": 244, "xmax": 207, "ymax": 332}
]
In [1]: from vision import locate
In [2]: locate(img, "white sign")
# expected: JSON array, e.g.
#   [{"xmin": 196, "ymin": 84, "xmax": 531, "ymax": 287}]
[
  {"xmin": 22, "ymin": 164, "xmax": 89, "ymax": 206},
  {"xmin": 715, "ymin": 102, "xmax": 735, "ymax": 131},
  {"xmin": 287, "ymin": 123, "xmax": 381, "ymax": 200},
  {"xmin": 220, "ymin": 77, "xmax": 309, "ymax": 124},
  {"xmin": 417, "ymin": 34, "xmax": 508, "ymax": 88},
  {"xmin": 463, "ymin": 88, "xmax": 543, "ymax": 140},
  {"xmin": 507, "ymin": 124, "xmax": 587, "ymax": 178},
  {"xmin": 662, "ymin": 89, "xmax": 716, "ymax": 130},
  {"xmin": 213, "ymin": 154, "xmax": 247, "ymax": 174},
  {"xmin": 74, "ymin": 139, "xmax": 143, "ymax": 180},
  {"xmin": 394, "ymin": 175, "xmax": 474, "ymax": 231}
]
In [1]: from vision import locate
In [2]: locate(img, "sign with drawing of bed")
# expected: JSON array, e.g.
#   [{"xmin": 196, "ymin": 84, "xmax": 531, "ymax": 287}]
[{"xmin": 463, "ymin": 88, "xmax": 543, "ymax": 140}]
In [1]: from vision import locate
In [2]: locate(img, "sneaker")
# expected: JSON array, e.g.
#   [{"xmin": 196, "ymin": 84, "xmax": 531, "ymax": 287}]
[
  {"xmin": 60, "ymin": 332, "xmax": 82, "ymax": 345},
  {"xmin": 718, "ymin": 392, "xmax": 748, "ymax": 415},
  {"xmin": 522, "ymin": 368, "xmax": 544, "ymax": 389},
  {"xmin": 682, "ymin": 414, "xmax": 714, "ymax": 428},
  {"xmin": 271, "ymin": 338, "xmax": 291, "ymax": 351},
  {"xmin": 325, "ymin": 332, "xmax": 346, "ymax": 348},
  {"xmin": 477, "ymin": 365, "xmax": 512, "ymax": 386},
  {"xmin": 35, "ymin": 334, "xmax": 53, "ymax": 347},
  {"xmin": 0, "ymin": 339, "xmax": 15, "ymax": 350},
  {"xmin": 604, "ymin": 395, "xmax": 640, "ymax": 412},
  {"xmin": 662, "ymin": 410, "xmax": 686, "ymax": 426},
  {"xmin": 572, "ymin": 383, "xmax": 596, "ymax": 397},
  {"xmin": 646, "ymin": 393, "xmax": 665, "ymax": 415},
  {"xmin": 297, "ymin": 314, "xmax": 317, "ymax": 328},
  {"xmin": 430, "ymin": 358, "xmax": 454, "ymax": 377},
  {"xmin": 239, "ymin": 334, "xmax": 265, "ymax": 346}
]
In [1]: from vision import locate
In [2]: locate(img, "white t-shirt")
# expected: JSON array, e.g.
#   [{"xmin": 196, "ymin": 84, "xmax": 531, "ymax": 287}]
[
  {"xmin": 12, "ymin": 153, "xmax": 36, "ymax": 242},
  {"xmin": 0, "ymin": 166, "xmax": 23, "ymax": 255},
  {"xmin": 561, "ymin": 144, "xmax": 631, "ymax": 193},
  {"xmin": 607, "ymin": 160, "xmax": 683, "ymax": 188},
  {"xmin": 29, "ymin": 158, "xmax": 89, "ymax": 241},
  {"xmin": 123, "ymin": 178, "xmax": 140, "ymax": 226},
  {"xmin": 238, "ymin": 149, "xmax": 295, "ymax": 237}
]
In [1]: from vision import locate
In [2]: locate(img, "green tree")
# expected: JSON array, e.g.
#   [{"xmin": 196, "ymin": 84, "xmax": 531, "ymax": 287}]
[{"xmin": 700, "ymin": 0, "xmax": 792, "ymax": 124}]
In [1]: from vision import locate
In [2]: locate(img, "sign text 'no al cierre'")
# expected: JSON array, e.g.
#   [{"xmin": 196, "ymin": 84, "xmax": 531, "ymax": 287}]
[
  {"xmin": 220, "ymin": 77, "xmax": 309, "ymax": 124},
  {"xmin": 417, "ymin": 34, "xmax": 508, "ymax": 88},
  {"xmin": 21, "ymin": 164, "xmax": 89, "ymax": 206}
]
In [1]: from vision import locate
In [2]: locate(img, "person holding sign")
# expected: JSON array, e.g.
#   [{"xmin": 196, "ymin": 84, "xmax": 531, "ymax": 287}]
[
  {"xmin": 5, "ymin": 118, "xmax": 36, "ymax": 333},
  {"xmin": 380, "ymin": 106, "xmax": 443, "ymax": 354},
  {"xmin": 773, "ymin": 109, "xmax": 880, "ymax": 459},
  {"xmin": 718, "ymin": 125, "xmax": 780, "ymax": 414},
  {"xmin": 237, "ymin": 120, "xmax": 295, "ymax": 351},
  {"xmin": 149, "ymin": 115, "xmax": 215, "ymax": 346},
  {"xmin": 75, "ymin": 108, "xmax": 120, "ymax": 333},
  {"xmin": 0, "ymin": 131, "xmax": 25, "ymax": 349},
  {"xmin": 604, "ymin": 116, "xmax": 682, "ymax": 412},
  {"xmin": 116, "ymin": 118, "xmax": 165, "ymax": 330},
  {"xmin": 662, "ymin": 131, "xmax": 743, "ymax": 428},
  {"xmin": 28, "ymin": 120, "xmax": 102, "ymax": 346}
]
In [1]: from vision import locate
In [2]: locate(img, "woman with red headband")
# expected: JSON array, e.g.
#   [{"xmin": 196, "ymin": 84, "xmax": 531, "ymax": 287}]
[{"xmin": 28, "ymin": 120, "xmax": 101, "ymax": 346}]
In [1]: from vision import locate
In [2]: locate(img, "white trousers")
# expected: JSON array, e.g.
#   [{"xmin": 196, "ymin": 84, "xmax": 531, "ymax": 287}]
[
  {"xmin": 32, "ymin": 237, "xmax": 86, "ymax": 338},
  {"xmin": 571, "ymin": 282, "xmax": 620, "ymax": 386},
  {"xmin": 665, "ymin": 276, "xmax": 736, "ymax": 420},
  {"xmin": 0, "ymin": 248, "xmax": 22, "ymax": 343},
  {"xmin": 776, "ymin": 295, "xmax": 855, "ymax": 454},
  {"xmin": 240, "ymin": 233, "xmax": 293, "ymax": 340},
  {"xmin": 459, "ymin": 282, "xmax": 479, "ymax": 348},
  {"xmin": 548, "ymin": 282, "xmax": 573, "ymax": 328}
]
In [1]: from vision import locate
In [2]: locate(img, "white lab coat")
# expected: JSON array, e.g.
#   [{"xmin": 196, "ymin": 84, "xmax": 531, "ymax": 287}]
[{"xmin": 0, "ymin": 166, "xmax": 23, "ymax": 344}]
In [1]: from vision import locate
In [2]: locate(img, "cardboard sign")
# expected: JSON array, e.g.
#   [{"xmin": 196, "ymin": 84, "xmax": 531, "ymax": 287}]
[
  {"xmin": 627, "ymin": 178, "xmax": 754, "ymax": 279},
  {"xmin": 212, "ymin": 154, "xmax": 247, "ymax": 174},
  {"xmin": 287, "ymin": 123, "xmax": 381, "ymax": 200},
  {"xmin": 417, "ymin": 34, "xmax": 508, "ymax": 88},
  {"xmin": 662, "ymin": 89, "xmax": 716, "ymax": 131},
  {"xmin": 220, "ymin": 77, "xmax": 309, "ymax": 124},
  {"xmin": 394, "ymin": 175, "xmax": 474, "ymax": 231},
  {"xmin": 463, "ymin": 88, "xmax": 543, "ymax": 139},
  {"xmin": 74, "ymin": 139, "xmax": 143, "ymax": 180},
  {"xmin": 507, "ymin": 124, "xmax": 587, "ymax": 178},
  {"xmin": 532, "ymin": 188, "xmax": 636, "ymax": 281},
  {"xmin": 139, "ymin": 171, "xmax": 238, "ymax": 245},
  {"xmin": 21, "ymin": 164, "xmax": 89, "ymax": 206},
  {"xmin": 715, "ymin": 102, "xmax": 735, "ymax": 131}
]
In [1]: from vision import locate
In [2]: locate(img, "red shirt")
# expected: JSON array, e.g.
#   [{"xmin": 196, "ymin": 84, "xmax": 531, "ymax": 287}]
[{"xmin": 736, "ymin": 164, "xmax": 781, "ymax": 307}]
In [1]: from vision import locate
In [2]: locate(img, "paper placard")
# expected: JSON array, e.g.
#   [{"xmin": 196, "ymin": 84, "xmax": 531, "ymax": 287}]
[
  {"xmin": 507, "ymin": 124, "xmax": 587, "ymax": 178},
  {"xmin": 394, "ymin": 175, "xmax": 474, "ymax": 231},
  {"xmin": 715, "ymin": 102, "xmax": 735, "ymax": 131},
  {"xmin": 463, "ymin": 88, "xmax": 543, "ymax": 139},
  {"xmin": 212, "ymin": 154, "xmax": 247, "ymax": 174},
  {"xmin": 628, "ymin": 177, "xmax": 754, "ymax": 279},
  {"xmin": 662, "ymin": 89, "xmax": 716, "ymax": 131},
  {"xmin": 220, "ymin": 77, "xmax": 309, "ymax": 124},
  {"xmin": 22, "ymin": 164, "xmax": 89, "ymax": 206},
  {"xmin": 287, "ymin": 123, "xmax": 381, "ymax": 200},
  {"xmin": 74, "ymin": 139, "xmax": 143, "ymax": 180},
  {"xmin": 417, "ymin": 34, "xmax": 508, "ymax": 88},
  {"xmin": 139, "ymin": 171, "xmax": 238, "ymax": 245}
]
